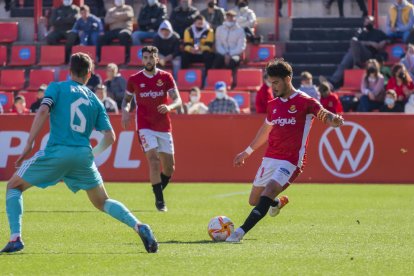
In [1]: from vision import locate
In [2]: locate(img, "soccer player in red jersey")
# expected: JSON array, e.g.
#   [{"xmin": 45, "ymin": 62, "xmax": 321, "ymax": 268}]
[
  {"xmin": 226, "ymin": 59, "xmax": 344, "ymax": 242},
  {"xmin": 121, "ymin": 46, "xmax": 182, "ymax": 212}
]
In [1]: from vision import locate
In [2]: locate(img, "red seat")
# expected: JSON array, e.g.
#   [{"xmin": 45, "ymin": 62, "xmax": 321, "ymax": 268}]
[
  {"xmin": 9, "ymin": 45, "xmax": 36, "ymax": 66},
  {"xmin": 204, "ymin": 69, "xmax": 232, "ymax": 90},
  {"xmin": 129, "ymin": 46, "xmax": 144, "ymax": 66},
  {"xmin": 119, "ymin": 69, "xmax": 138, "ymax": 79},
  {"xmin": 177, "ymin": 69, "xmax": 202, "ymax": 90},
  {"xmin": 58, "ymin": 69, "xmax": 71, "ymax": 81},
  {"xmin": 72, "ymin": 45, "xmax": 97, "ymax": 62},
  {"xmin": 0, "ymin": 45, "xmax": 7, "ymax": 66},
  {"xmin": 27, "ymin": 69, "xmax": 55, "ymax": 91},
  {"xmin": 384, "ymin": 43, "xmax": 406, "ymax": 65},
  {"xmin": 0, "ymin": 69, "xmax": 26, "ymax": 91},
  {"xmin": 38, "ymin": 45, "xmax": 65, "ymax": 66},
  {"xmin": 234, "ymin": 68, "xmax": 263, "ymax": 91},
  {"xmin": 247, "ymin": 44, "xmax": 276, "ymax": 66},
  {"xmin": 228, "ymin": 91, "xmax": 250, "ymax": 111},
  {"xmin": 94, "ymin": 68, "xmax": 107, "ymax": 81},
  {"xmin": 99, "ymin": 46, "xmax": 125, "ymax": 66},
  {"xmin": 18, "ymin": 91, "xmax": 38, "ymax": 108},
  {"xmin": 0, "ymin": 91, "xmax": 14, "ymax": 112},
  {"xmin": 339, "ymin": 69, "xmax": 365, "ymax": 92},
  {"xmin": 0, "ymin": 22, "xmax": 18, "ymax": 43}
]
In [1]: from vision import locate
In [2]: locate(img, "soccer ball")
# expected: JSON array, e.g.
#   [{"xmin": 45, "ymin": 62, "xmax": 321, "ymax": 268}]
[{"xmin": 207, "ymin": 216, "xmax": 234, "ymax": 241}]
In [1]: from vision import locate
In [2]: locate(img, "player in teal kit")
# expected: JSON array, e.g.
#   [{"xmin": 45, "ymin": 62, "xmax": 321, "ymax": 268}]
[{"xmin": 1, "ymin": 53, "xmax": 158, "ymax": 253}]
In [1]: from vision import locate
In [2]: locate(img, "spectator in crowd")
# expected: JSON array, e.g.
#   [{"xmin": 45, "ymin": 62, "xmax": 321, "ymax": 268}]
[
  {"xmin": 200, "ymin": 0, "xmax": 225, "ymax": 30},
  {"xmin": 324, "ymin": 0, "xmax": 368, "ymax": 18},
  {"xmin": 11, "ymin": 95, "xmax": 30, "ymax": 115},
  {"xmin": 401, "ymin": 44, "xmax": 414, "ymax": 79},
  {"xmin": 380, "ymin": 89, "xmax": 404, "ymax": 112},
  {"xmin": 169, "ymin": 0, "xmax": 179, "ymax": 9},
  {"xmin": 104, "ymin": 63, "xmax": 126, "ymax": 109},
  {"xmin": 235, "ymin": 0, "xmax": 258, "ymax": 43},
  {"xmin": 46, "ymin": 0, "xmax": 80, "ymax": 62},
  {"xmin": 320, "ymin": 16, "xmax": 387, "ymax": 88},
  {"xmin": 182, "ymin": 15, "xmax": 215, "ymax": 70},
  {"xmin": 132, "ymin": 0, "xmax": 167, "ymax": 45},
  {"xmin": 386, "ymin": 63, "xmax": 414, "ymax": 104},
  {"xmin": 85, "ymin": 0, "xmax": 106, "ymax": 18},
  {"xmin": 153, "ymin": 20, "xmax": 181, "ymax": 78},
  {"xmin": 30, "ymin": 84, "xmax": 47, "ymax": 113},
  {"xmin": 95, "ymin": 84, "xmax": 119, "ymax": 113},
  {"xmin": 183, "ymin": 87, "xmax": 208, "ymax": 114},
  {"xmin": 318, "ymin": 82, "xmax": 343, "ymax": 114},
  {"xmin": 98, "ymin": 0, "xmax": 134, "ymax": 61},
  {"xmin": 386, "ymin": 0, "xmax": 414, "ymax": 43},
  {"xmin": 357, "ymin": 59, "xmax": 385, "ymax": 112},
  {"xmin": 379, "ymin": 57, "xmax": 392, "ymax": 85},
  {"xmin": 405, "ymin": 94, "xmax": 414, "ymax": 113},
  {"xmin": 299, "ymin": 71, "xmax": 320, "ymax": 101},
  {"xmin": 218, "ymin": 0, "xmax": 228, "ymax": 10},
  {"xmin": 67, "ymin": 5, "xmax": 103, "ymax": 48},
  {"xmin": 213, "ymin": 10, "xmax": 246, "ymax": 71},
  {"xmin": 255, "ymin": 74, "xmax": 274, "ymax": 114},
  {"xmin": 86, "ymin": 69, "xmax": 103, "ymax": 92},
  {"xmin": 208, "ymin": 81, "xmax": 240, "ymax": 114},
  {"xmin": 170, "ymin": 0, "xmax": 199, "ymax": 38}
]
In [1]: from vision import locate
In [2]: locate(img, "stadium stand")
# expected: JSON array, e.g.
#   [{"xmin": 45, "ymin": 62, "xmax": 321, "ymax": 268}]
[
  {"xmin": 0, "ymin": 46, "xmax": 7, "ymax": 66},
  {"xmin": 38, "ymin": 45, "xmax": 66, "ymax": 66},
  {"xmin": 58, "ymin": 69, "xmax": 71, "ymax": 81},
  {"xmin": 0, "ymin": 91, "xmax": 14, "ymax": 112},
  {"xmin": 18, "ymin": 91, "xmax": 38, "ymax": 108},
  {"xmin": 233, "ymin": 68, "xmax": 263, "ymax": 91},
  {"xmin": 0, "ymin": 22, "xmax": 19, "ymax": 43},
  {"xmin": 119, "ymin": 69, "xmax": 138, "ymax": 80},
  {"xmin": 339, "ymin": 69, "xmax": 365, "ymax": 92},
  {"xmin": 98, "ymin": 46, "xmax": 126, "ymax": 66},
  {"xmin": 177, "ymin": 69, "xmax": 203, "ymax": 91},
  {"xmin": 9, "ymin": 45, "xmax": 36, "ymax": 66},
  {"xmin": 27, "ymin": 69, "xmax": 55, "ymax": 91},
  {"xmin": 204, "ymin": 69, "xmax": 232, "ymax": 90},
  {"xmin": 0, "ymin": 70, "xmax": 26, "ymax": 91},
  {"xmin": 129, "ymin": 46, "xmax": 145, "ymax": 66},
  {"xmin": 247, "ymin": 44, "xmax": 276, "ymax": 67},
  {"xmin": 384, "ymin": 44, "xmax": 406, "ymax": 66},
  {"xmin": 72, "ymin": 45, "xmax": 97, "ymax": 62}
]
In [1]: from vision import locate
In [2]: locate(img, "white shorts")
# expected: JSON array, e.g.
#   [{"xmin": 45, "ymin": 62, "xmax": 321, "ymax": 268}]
[
  {"xmin": 253, "ymin": 158, "xmax": 299, "ymax": 188},
  {"xmin": 138, "ymin": 129, "xmax": 174, "ymax": 155}
]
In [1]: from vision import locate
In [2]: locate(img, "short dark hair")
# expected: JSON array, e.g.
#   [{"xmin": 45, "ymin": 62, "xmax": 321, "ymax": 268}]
[
  {"xmin": 14, "ymin": 95, "xmax": 26, "ymax": 103},
  {"xmin": 80, "ymin": 5, "xmax": 90, "ymax": 12},
  {"xmin": 266, "ymin": 58, "xmax": 293, "ymax": 79},
  {"xmin": 386, "ymin": 89, "xmax": 397, "ymax": 99},
  {"xmin": 142, "ymin": 46, "xmax": 159, "ymax": 55},
  {"xmin": 70, "ymin": 52, "xmax": 93, "ymax": 78},
  {"xmin": 195, "ymin": 15, "xmax": 205, "ymax": 22},
  {"xmin": 190, "ymin": 86, "xmax": 200, "ymax": 94}
]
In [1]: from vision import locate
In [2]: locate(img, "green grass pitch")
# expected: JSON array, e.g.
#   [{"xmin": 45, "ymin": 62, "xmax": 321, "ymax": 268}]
[{"xmin": 0, "ymin": 182, "xmax": 413, "ymax": 275}]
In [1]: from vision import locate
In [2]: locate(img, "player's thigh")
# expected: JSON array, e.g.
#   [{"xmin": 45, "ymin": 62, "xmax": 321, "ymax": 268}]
[
  {"xmin": 269, "ymin": 160, "xmax": 298, "ymax": 189},
  {"xmin": 145, "ymin": 148, "xmax": 161, "ymax": 169},
  {"xmin": 155, "ymin": 131, "xmax": 174, "ymax": 155},
  {"xmin": 248, "ymin": 186, "xmax": 265, "ymax": 206},
  {"xmin": 252, "ymin": 158, "xmax": 278, "ymax": 188},
  {"xmin": 138, "ymin": 129, "xmax": 159, "ymax": 153},
  {"xmin": 86, "ymin": 184, "xmax": 109, "ymax": 211}
]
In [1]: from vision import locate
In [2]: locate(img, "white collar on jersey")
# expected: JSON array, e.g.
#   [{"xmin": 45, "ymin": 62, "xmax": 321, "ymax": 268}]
[
  {"xmin": 142, "ymin": 68, "xmax": 159, "ymax": 78},
  {"xmin": 279, "ymin": 89, "xmax": 299, "ymax": 102}
]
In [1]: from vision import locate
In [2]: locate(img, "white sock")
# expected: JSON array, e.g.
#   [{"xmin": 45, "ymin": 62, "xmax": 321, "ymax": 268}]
[
  {"xmin": 10, "ymin": 233, "xmax": 20, "ymax": 242},
  {"xmin": 235, "ymin": 228, "xmax": 245, "ymax": 235}
]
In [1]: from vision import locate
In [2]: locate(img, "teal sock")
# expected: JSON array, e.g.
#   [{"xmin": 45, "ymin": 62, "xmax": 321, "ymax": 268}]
[
  {"xmin": 103, "ymin": 199, "xmax": 139, "ymax": 229},
  {"xmin": 6, "ymin": 189, "xmax": 23, "ymax": 240}
]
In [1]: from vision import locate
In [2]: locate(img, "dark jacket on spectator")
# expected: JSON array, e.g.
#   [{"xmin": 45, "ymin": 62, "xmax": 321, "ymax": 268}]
[
  {"xmin": 105, "ymin": 74, "xmax": 126, "ymax": 107},
  {"xmin": 170, "ymin": 5, "xmax": 199, "ymax": 38},
  {"xmin": 154, "ymin": 20, "xmax": 181, "ymax": 58},
  {"xmin": 200, "ymin": 6, "xmax": 225, "ymax": 29},
  {"xmin": 138, "ymin": 2, "xmax": 167, "ymax": 32},
  {"xmin": 49, "ymin": 4, "xmax": 80, "ymax": 32},
  {"xmin": 72, "ymin": 14, "xmax": 104, "ymax": 34}
]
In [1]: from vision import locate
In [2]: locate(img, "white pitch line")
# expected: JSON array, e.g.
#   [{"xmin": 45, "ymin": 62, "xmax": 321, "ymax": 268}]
[{"xmin": 214, "ymin": 191, "xmax": 250, "ymax": 198}]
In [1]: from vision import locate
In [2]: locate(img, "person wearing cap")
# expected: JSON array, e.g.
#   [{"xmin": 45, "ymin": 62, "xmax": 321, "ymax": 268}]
[
  {"xmin": 30, "ymin": 84, "xmax": 47, "ymax": 113},
  {"xmin": 213, "ymin": 10, "xmax": 246, "ymax": 71},
  {"xmin": 95, "ymin": 84, "xmax": 119, "ymax": 113},
  {"xmin": 154, "ymin": 20, "xmax": 181, "ymax": 78},
  {"xmin": 208, "ymin": 81, "xmax": 240, "ymax": 114}
]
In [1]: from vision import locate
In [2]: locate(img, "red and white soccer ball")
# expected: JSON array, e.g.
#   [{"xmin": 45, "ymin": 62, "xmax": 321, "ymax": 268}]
[{"xmin": 207, "ymin": 216, "xmax": 234, "ymax": 241}]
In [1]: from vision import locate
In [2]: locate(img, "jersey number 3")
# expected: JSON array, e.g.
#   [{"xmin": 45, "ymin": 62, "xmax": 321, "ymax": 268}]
[{"xmin": 70, "ymin": 98, "xmax": 89, "ymax": 133}]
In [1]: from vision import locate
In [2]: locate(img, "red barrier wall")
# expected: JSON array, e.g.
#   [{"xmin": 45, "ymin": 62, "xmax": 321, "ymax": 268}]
[{"xmin": 0, "ymin": 114, "xmax": 413, "ymax": 183}]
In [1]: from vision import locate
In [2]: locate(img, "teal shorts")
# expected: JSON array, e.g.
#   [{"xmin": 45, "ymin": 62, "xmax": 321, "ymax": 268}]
[{"xmin": 17, "ymin": 145, "xmax": 103, "ymax": 193}]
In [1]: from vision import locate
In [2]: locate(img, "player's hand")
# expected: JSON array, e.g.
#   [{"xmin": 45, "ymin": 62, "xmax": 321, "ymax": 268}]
[
  {"xmin": 332, "ymin": 114, "xmax": 344, "ymax": 128},
  {"xmin": 157, "ymin": 104, "xmax": 171, "ymax": 114},
  {"xmin": 121, "ymin": 110, "xmax": 130, "ymax": 129},
  {"xmin": 233, "ymin": 151, "xmax": 250, "ymax": 167},
  {"xmin": 15, "ymin": 143, "xmax": 33, "ymax": 168}
]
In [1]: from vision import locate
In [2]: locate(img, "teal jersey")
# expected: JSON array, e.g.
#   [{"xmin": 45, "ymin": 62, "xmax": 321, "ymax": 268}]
[{"xmin": 43, "ymin": 80, "xmax": 112, "ymax": 148}]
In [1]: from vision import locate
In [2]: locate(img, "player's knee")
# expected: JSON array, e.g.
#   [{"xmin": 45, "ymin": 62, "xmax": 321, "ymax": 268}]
[
  {"xmin": 7, "ymin": 175, "xmax": 25, "ymax": 192},
  {"xmin": 248, "ymin": 197, "xmax": 258, "ymax": 206},
  {"xmin": 264, "ymin": 181, "xmax": 283, "ymax": 198},
  {"xmin": 164, "ymin": 163, "xmax": 175, "ymax": 176},
  {"xmin": 148, "ymin": 156, "xmax": 161, "ymax": 171},
  {"xmin": 92, "ymin": 199, "xmax": 106, "ymax": 211}
]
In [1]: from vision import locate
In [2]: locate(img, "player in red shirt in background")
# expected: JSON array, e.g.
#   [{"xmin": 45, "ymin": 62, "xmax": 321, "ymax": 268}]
[
  {"xmin": 319, "ymin": 82, "xmax": 343, "ymax": 114},
  {"xmin": 121, "ymin": 46, "xmax": 182, "ymax": 212},
  {"xmin": 255, "ymin": 73, "xmax": 274, "ymax": 113},
  {"xmin": 226, "ymin": 59, "xmax": 344, "ymax": 242}
]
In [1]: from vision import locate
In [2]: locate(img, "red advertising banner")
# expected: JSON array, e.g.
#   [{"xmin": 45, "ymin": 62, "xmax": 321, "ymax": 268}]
[{"xmin": 0, "ymin": 114, "xmax": 413, "ymax": 183}]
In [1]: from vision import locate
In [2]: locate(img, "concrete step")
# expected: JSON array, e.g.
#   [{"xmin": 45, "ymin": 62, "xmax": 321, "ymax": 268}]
[
  {"xmin": 291, "ymin": 17, "xmax": 363, "ymax": 29},
  {"xmin": 285, "ymin": 41, "xmax": 350, "ymax": 53},
  {"xmin": 291, "ymin": 64, "xmax": 338, "ymax": 77},
  {"xmin": 284, "ymin": 52, "xmax": 345, "ymax": 64},
  {"xmin": 290, "ymin": 28, "xmax": 356, "ymax": 41}
]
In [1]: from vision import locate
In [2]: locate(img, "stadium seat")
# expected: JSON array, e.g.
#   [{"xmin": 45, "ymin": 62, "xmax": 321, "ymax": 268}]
[
  {"xmin": 72, "ymin": 45, "xmax": 97, "ymax": 62},
  {"xmin": 0, "ymin": 91, "xmax": 14, "ymax": 112},
  {"xmin": 384, "ymin": 43, "xmax": 406, "ymax": 65},
  {"xmin": 204, "ymin": 69, "xmax": 232, "ymax": 90},
  {"xmin": 247, "ymin": 44, "xmax": 276, "ymax": 66},
  {"xmin": 18, "ymin": 91, "xmax": 38, "ymax": 108},
  {"xmin": 94, "ymin": 68, "xmax": 107, "ymax": 81},
  {"xmin": 0, "ymin": 22, "xmax": 18, "ymax": 43},
  {"xmin": 129, "ymin": 46, "xmax": 144, "ymax": 66},
  {"xmin": 27, "ymin": 69, "xmax": 55, "ymax": 91},
  {"xmin": 339, "ymin": 69, "xmax": 365, "ymax": 92},
  {"xmin": 177, "ymin": 69, "xmax": 202, "ymax": 90},
  {"xmin": 228, "ymin": 91, "xmax": 251, "ymax": 112},
  {"xmin": 233, "ymin": 68, "xmax": 263, "ymax": 91},
  {"xmin": 99, "ymin": 46, "xmax": 125, "ymax": 66},
  {"xmin": 0, "ymin": 69, "xmax": 26, "ymax": 91},
  {"xmin": 58, "ymin": 69, "xmax": 71, "ymax": 81},
  {"xmin": 38, "ymin": 45, "xmax": 65, "ymax": 66},
  {"xmin": 119, "ymin": 69, "xmax": 138, "ymax": 80},
  {"xmin": 9, "ymin": 45, "xmax": 36, "ymax": 66},
  {"xmin": 0, "ymin": 45, "xmax": 7, "ymax": 66}
]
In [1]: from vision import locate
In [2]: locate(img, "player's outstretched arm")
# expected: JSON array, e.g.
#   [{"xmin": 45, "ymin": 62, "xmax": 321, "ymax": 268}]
[
  {"xmin": 92, "ymin": 129, "xmax": 116, "ymax": 157},
  {"xmin": 121, "ymin": 93, "xmax": 134, "ymax": 129},
  {"xmin": 317, "ymin": 109, "xmax": 344, "ymax": 128},
  {"xmin": 158, "ymin": 88, "xmax": 182, "ymax": 114},
  {"xmin": 15, "ymin": 105, "xmax": 49, "ymax": 167},
  {"xmin": 233, "ymin": 122, "xmax": 272, "ymax": 167}
]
